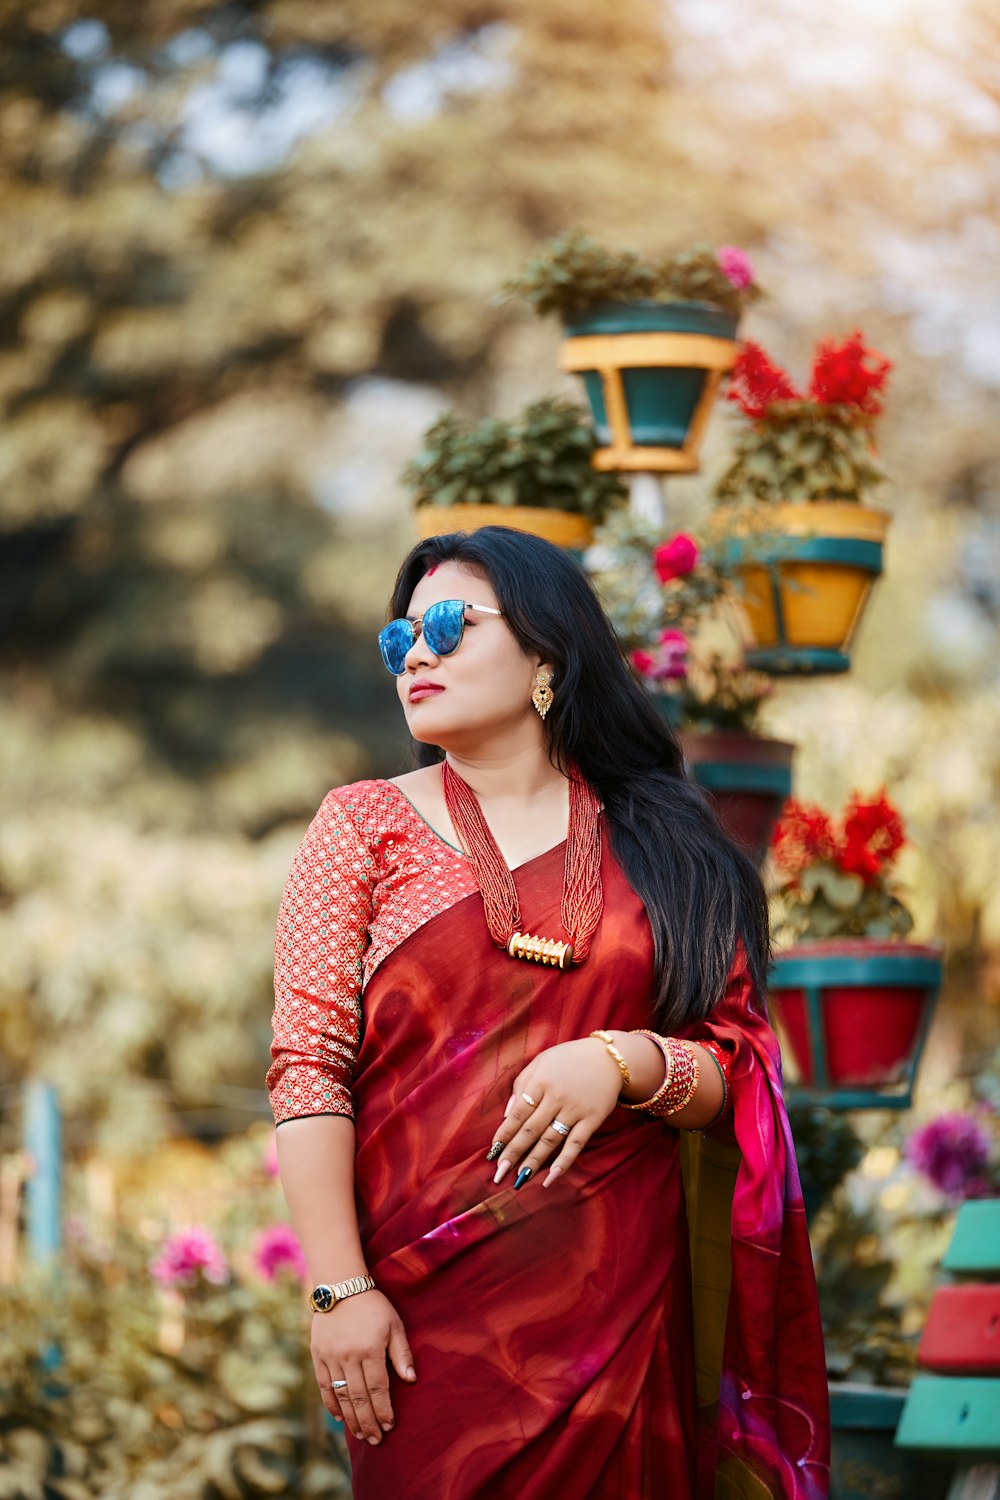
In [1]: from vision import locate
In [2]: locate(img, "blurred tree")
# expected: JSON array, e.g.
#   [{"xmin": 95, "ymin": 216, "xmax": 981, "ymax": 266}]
[{"xmin": 1, "ymin": 0, "xmax": 999, "ymax": 1139}]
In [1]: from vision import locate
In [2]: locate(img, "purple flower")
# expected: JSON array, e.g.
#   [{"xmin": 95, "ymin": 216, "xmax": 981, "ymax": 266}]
[
  {"xmin": 251, "ymin": 1223, "xmax": 308, "ymax": 1283},
  {"xmin": 906, "ymin": 1113, "xmax": 993, "ymax": 1199},
  {"xmin": 151, "ymin": 1226, "xmax": 229, "ymax": 1288},
  {"xmin": 717, "ymin": 246, "xmax": 755, "ymax": 291}
]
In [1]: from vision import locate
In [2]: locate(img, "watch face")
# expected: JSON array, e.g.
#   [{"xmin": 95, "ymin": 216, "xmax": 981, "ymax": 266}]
[{"xmin": 311, "ymin": 1284, "xmax": 336, "ymax": 1312}]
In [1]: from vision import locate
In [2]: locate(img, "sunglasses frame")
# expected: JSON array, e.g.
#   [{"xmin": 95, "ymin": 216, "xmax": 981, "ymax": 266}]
[{"xmin": 378, "ymin": 599, "xmax": 503, "ymax": 676}]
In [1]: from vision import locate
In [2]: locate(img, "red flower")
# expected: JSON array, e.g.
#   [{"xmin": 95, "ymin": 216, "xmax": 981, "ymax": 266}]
[
  {"xmin": 808, "ymin": 331, "xmax": 893, "ymax": 415},
  {"xmin": 835, "ymin": 791, "xmax": 905, "ymax": 886},
  {"xmin": 631, "ymin": 648, "xmax": 656, "ymax": 677},
  {"xmin": 770, "ymin": 798, "xmax": 836, "ymax": 881},
  {"xmin": 726, "ymin": 341, "xmax": 801, "ymax": 420},
  {"xmin": 652, "ymin": 532, "xmax": 699, "ymax": 583}
]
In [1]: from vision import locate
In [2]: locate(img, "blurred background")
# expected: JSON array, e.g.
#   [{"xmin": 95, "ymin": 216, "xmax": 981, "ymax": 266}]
[
  {"xmin": 1, "ymin": 2, "xmax": 1000, "ymax": 1488},
  {"xmin": 1, "ymin": 0, "xmax": 999, "ymax": 1485},
  {"xmin": 3, "ymin": 0, "xmax": 999, "ymax": 1148}
]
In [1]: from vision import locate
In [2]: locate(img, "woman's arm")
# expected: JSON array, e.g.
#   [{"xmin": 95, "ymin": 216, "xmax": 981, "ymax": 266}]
[
  {"xmin": 268, "ymin": 793, "xmax": 415, "ymax": 1446},
  {"xmin": 277, "ymin": 1115, "xmax": 417, "ymax": 1447},
  {"xmin": 486, "ymin": 1032, "xmax": 726, "ymax": 1191}
]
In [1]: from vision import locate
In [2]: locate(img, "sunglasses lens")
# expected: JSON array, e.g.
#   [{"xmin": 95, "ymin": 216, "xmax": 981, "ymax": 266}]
[
  {"xmin": 423, "ymin": 600, "xmax": 465, "ymax": 657},
  {"xmin": 378, "ymin": 618, "xmax": 415, "ymax": 675}
]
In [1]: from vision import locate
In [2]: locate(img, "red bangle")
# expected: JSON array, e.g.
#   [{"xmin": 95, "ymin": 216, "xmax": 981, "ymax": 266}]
[{"xmin": 621, "ymin": 1032, "xmax": 700, "ymax": 1118}]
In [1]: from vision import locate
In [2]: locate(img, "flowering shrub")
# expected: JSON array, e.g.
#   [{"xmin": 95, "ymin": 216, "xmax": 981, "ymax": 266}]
[
  {"xmin": 716, "ymin": 331, "xmax": 893, "ymax": 506},
  {"xmin": 769, "ymin": 790, "xmax": 914, "ymax": 941},
  {"xmin": 151, "ymin": 1225, "xmax": 229, "ymax": 1287},
  {"xmin": 593, "ymin": 510, "xmax": 772, "ymax": 734},
  {"xmin": 504, "ymin": 230, "xmax": 764, "ymax": 319},
  {"xmin": 632, "ymin": 628, "xmax": 689, "ymax": 683},
  {"xmin": 906, "ymin": 1112, "xmax": 998, "ymax": 1200},
  {"xmin": 632, "ymin": 635, "xmax": 773, "ymax": 734},
  {"xmin": 0, "ymin": 1132, "xmax": 350, "ymax": 1499},
  {"xmin": 252, "ymin": 1222, "xmax": 309, "ymax": 1283}
]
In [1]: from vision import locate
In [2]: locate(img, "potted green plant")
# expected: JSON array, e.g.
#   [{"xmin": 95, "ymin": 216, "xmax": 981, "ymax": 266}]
[
  {"xmin": 715, "ymin": 332, "xmax": 893, "ymax": 674},
  {"xmin": 766, "ymin": 792, "xmax": 943, "ymax": 1109},
  {"xmin": 504, "ymin": 231, "xmax": 762, "ymax": 473},
  {"xmin": 403, "ymin": 395, "xmax": 627, "ymax": 550},
  {"xmin": 591, "ymin": 509, "xmax": 794, "ymax": 862}
]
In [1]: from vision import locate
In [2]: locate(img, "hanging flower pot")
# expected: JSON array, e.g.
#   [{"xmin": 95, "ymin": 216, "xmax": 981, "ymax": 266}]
[
  {"xmin": 714, "ymin": 333, "xmax": 894, "ymax": 675},
  {"xmin": 505, "ymin": 233, "xmax": 761, "ymax": 474},
  {"xmin": 729, "ymin": 500, "xmax": 891, "ymax": 675},
  {"xmin": 414, "ymin": 503, "xmax": 595, "ymax": 550},
  {"xmin": 560, "ymin": 300, "xmax": 740, "ymax": 473},
  {"xmin": 681, "ymin": 729, "xmax": 794, "ymax": 864},
  {"xmin": 404, "ymin": 396, "xmax": 627, "ymax": 554},
  {"xmin": 767, "ymin": 791, "xmax": 942, "ymax": 1109},
  {"xmin": 768, "ymin": 938, "xmax": 943, "ymax": 1110}
]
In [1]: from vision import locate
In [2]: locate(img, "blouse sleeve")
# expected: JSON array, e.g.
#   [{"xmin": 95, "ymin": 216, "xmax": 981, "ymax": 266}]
[{"xmin": 266, "ymin": 790, "xmax": 375, "ymax": 1125}]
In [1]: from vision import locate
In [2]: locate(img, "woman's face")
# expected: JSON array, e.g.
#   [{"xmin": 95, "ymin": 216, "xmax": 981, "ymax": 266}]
[{"xmin": 394, "ymin": 561, "xmax": 546, "ymax": 750}]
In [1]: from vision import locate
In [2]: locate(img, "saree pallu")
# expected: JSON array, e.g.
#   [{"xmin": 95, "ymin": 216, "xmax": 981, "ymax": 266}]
[{"xmin": 345, "ymin": 837, "xmax": 830, "ymax": 1500}]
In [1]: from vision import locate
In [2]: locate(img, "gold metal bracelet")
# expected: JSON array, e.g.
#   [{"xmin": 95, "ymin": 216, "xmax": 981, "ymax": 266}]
[{"xmin": 589, "ymin": 1030, "xmax": 631, "ymax": 1091}]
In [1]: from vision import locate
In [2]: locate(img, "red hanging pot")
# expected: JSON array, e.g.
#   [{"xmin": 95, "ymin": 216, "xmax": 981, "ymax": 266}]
[
  {"xmin": 767, "ymin": 938, "xmax": 943, "ymax": 1110},
  {"xmin": 681, "ymin": 729, "xmax": 795, "ymax": 865}
]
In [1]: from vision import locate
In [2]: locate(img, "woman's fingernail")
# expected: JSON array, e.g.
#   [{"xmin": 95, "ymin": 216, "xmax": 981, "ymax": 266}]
[
  {"xmin": 544, "ymin": 1165, "xmax": 562, "ymax": 1187},
  {"xmin": 514, "ymin": 1166, "xmax": 533, "ymax": 1191},
  {"xmin": 406, "ymin": 1366, "xmax": 417, "ymax": 1381},
  {"xmin": 494, "ymin": 1159, "xmax": 511, "ymax": 1185},
  {"xmin": 368, "ymin": 1435, "xmax": 380, "ymax": 1446},
  {"xmin": 486, "ymin": 1141, "xmax": 504, "ymax": 1162}
]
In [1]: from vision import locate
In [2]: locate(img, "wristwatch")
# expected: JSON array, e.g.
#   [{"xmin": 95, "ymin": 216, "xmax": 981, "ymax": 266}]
[{"xmin": 309, "ymin": 1273, "xmax": 377, "ymax": 1313}]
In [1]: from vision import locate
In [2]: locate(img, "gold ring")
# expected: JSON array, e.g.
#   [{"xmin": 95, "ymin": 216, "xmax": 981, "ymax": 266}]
[{"xmin": 520, "ymin": 1092, "xmax": 538, "ymax": 1107}]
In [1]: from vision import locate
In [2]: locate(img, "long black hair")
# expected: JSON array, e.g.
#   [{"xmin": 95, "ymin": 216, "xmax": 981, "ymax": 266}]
[{"xmin": 388, "ymin": 525, "xmax": 770, "ymax": 1030}]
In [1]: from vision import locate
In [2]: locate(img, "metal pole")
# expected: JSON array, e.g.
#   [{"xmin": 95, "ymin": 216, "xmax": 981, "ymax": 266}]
[{"xmin": 24, "ymin": 1081, "xmax": 61, "ymax": 1263}]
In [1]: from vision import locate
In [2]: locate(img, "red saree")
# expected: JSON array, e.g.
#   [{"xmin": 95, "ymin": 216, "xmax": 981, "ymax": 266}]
[{"xmin": 269, "ymin": 782, "xmax": 830, "ymax": 1499}]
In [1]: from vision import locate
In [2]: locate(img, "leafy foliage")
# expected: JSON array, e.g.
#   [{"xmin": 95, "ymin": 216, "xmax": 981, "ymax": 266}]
[
  {"xmin": 787, "ymin": 1100, "xmax": 864, "ymax": 1209},
  {"xmin": 715, "ymin": 405, "xmax": 886, "ymax": 506},
  {"xmin": 504, "ymin": 230, "xmax": 762, "ymax": 320},
  {"xmin": 814, "ymin": 1207, "xmax": 919, "ymax": 1387},
  {"xmin": 402, "ymin": 397, "xmax": 628, "ymax": 518},
  {"xmin": 0, "ymin": 1133, "xmax": 349, "ymax": 1498}
]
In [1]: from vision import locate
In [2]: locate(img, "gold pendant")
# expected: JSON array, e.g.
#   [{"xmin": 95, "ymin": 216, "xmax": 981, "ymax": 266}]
[{"xmin": 507, "ymin": 931, "xmax": 573, "ymax": 970}]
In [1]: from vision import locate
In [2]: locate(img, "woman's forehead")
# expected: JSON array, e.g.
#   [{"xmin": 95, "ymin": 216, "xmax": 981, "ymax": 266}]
[{"xmin": 406, "ymin": 560, "xmax": 495, "ymax": 613}]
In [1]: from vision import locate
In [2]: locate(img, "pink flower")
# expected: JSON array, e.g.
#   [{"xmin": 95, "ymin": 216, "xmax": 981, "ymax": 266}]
[
  {"xmin": 632, "ymin": 630, "xmax": 689, "ymax": 683},
  {"xmin": 907, "ymin": 1113, "xmax": 994, "ymax": 1199},
  {"xmin": 657, "ymin": 628, "xmax": 689, "ymax": 679},
  {"xmin": 652, "ymin": 533, "xmax": 699, "ymax": 583},
  {"xmin": 151, "ymin": 1226, "xmax": 228, "ymax": 1288},
  {"xmin": 251, "ymin": 1223, "xmax": 309, "ymax": 1283},
  {"xmin": 717, "ymin": 246, "xmax": 755, "ymax": 291},
  {"xmin": 263, "ymin": 1135, "xmax": 279, "ymax": 1178}
]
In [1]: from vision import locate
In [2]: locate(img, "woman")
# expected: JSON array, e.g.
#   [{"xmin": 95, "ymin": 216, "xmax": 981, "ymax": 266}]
[{"xmin": 268, "ymin": 527, "xmax": 830, "ymax": 1499}]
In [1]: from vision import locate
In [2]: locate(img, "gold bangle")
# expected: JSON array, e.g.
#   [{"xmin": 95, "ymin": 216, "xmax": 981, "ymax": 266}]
[{"xmin": 589, "ymin": 1030, "xmax": 630, "ymax": 1091}]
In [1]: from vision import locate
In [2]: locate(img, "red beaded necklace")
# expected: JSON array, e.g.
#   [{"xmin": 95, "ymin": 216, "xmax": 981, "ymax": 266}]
[{"xmin": 441, "ymin": 760, "xmax": 603, "ymax": 970}]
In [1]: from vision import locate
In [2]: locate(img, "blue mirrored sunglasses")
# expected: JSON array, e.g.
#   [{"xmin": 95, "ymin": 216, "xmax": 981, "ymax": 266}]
[{"xmin": 377, "ymin": 599, "xmax": 503, "ymax": 676}]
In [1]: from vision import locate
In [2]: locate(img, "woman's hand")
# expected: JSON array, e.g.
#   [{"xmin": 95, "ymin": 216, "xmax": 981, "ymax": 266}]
[
  {"xmin": 486, "ymin": 1036, "xmax": 642, "ymax": 1191},
  {"xmin": 311, "ymin": 1290, "xmax": 416, "ymax": 1445}
]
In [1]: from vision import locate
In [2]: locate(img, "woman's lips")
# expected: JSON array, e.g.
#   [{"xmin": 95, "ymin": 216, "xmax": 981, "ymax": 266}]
[{"xmin": 409, "ymin": 684, "xmax": 445, "ymax": 703}]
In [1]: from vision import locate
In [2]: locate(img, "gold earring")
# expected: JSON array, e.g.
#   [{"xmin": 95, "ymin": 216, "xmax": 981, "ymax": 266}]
[{"xmin": 532, "ymin": 670, "xmax": 554, "ymax": 720}]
